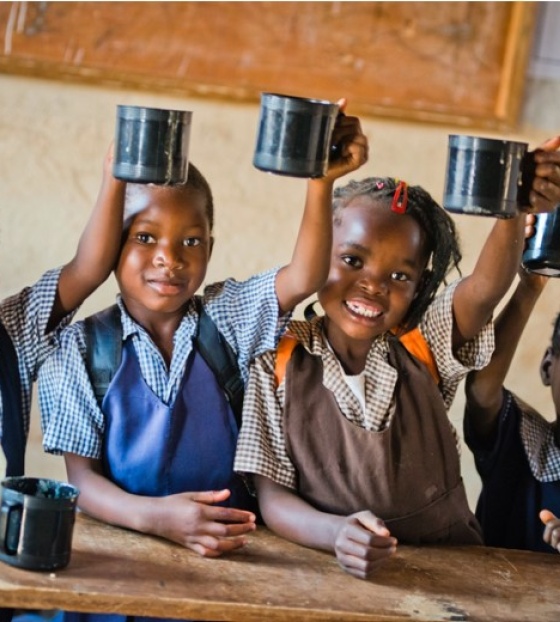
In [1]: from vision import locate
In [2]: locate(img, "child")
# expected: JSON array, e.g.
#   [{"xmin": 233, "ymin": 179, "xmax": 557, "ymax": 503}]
[
  {"xmin": 464, "ymin": 261, "xmax": 560, "ymax": 553},
  {"xmin": 39, "ymin": 104, "xmax": 368, "ymax": 568},
  {"xmin": 234, "ymin": 138, "xmax": 560, "ymax": 579},
  {"xmin": 0, "ymin": 143, "xmax": 124, "ymax": 476}
]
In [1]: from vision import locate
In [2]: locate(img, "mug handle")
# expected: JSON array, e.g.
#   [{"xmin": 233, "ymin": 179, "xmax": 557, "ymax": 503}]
[{"xmin": 0, "ymin": 501, "xmax": 22, "ymax": 555}]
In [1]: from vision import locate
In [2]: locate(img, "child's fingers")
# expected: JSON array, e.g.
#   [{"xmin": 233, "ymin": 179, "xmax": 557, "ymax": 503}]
[
  {"xmin": 540, "ymin": 509, "xmax": 556, "ymax": 525},
  {"xmin": 535, "ymin": 135, "xmax": 560, "ymax": 153},
  {"xmin": 355, "ymin": 512, "xmax": 391, "ymax": 537},
  {"xmin": 187, "ymin": 534, "xmax": 249, "ymax": 557},
  {"xmin": 188, "ymin": 488, "xmax": 231, "ymax": 505}
]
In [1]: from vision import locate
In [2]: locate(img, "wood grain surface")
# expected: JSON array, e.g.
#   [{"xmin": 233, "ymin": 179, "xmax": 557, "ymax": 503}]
[
  {"xmin": 0, "ymin": 513, "xmax": 559, "ymax": 621},
  {"xmin": 0, "ymin": 2, "xmax": 537, "ymax": 129}
]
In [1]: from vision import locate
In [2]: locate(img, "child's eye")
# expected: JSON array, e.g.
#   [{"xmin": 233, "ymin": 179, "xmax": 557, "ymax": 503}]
[
  {"xmin": 183, "ymin": 238, "xmax": 201, "ymax": 247},
  {"xmin": 135, "ymin": 232, "xmax": 155, "ymax": 244},
  {"xmin": 342, "ymin": 255, "xmax": 363, "ymax": 269},
  {"xmin": 391, "ymin": 272, "xmax": 409, "ymax": 282}
]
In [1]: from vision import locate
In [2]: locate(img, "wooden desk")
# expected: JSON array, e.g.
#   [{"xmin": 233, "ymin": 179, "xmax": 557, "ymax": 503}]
[{"xmin": 0, "ymin": 513, "xmax": 558, "ymax": 622}]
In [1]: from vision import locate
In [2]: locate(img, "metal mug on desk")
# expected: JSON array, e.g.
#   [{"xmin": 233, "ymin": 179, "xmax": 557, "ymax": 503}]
[{"xmin": 0, "ymin": 476, "xmax": 79, "ymax": 571}]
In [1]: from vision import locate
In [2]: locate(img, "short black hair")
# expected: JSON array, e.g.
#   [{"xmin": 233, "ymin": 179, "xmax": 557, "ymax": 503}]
[{"xmin": 124, "ymin": 161, "xmax": 214, "ymax": 233}]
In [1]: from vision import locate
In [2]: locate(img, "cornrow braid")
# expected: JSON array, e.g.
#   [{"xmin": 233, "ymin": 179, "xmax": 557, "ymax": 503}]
[{"xmin": 333, "ymin": 176, "xmax": 462, "ymax": 331}]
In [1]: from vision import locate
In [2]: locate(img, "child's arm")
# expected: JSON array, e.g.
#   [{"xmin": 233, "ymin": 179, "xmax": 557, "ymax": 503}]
[
  {"xmin": 254, "ymin": 474, "xmax": 397, "ymax": 579},
  {"xmin": 465, "ymin": 268, "xmax": 548, "ymax": 441},
  {"xmin": 452, "ymin": 136, "xmax": 560, "ymax": 351},
  {"xmin": 65, "ymin": 453, "xmax": 256, "ymax": 558},
  {"xmin": 275, "ymin": 100, "xmax": 368, "ymax": 313},
  {"xmin": 540, "ymin": 510, "xmax": 560, "ymax": 553},
  {"xmin": 47, "ymin": 143, "xmax": 125, "ymax": 332}
]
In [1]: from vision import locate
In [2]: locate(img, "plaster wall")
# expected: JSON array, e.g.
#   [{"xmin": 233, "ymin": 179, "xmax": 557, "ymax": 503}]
[{"xmin": 1, "ymin": 71, "xmax": 560, "ymax": 510}]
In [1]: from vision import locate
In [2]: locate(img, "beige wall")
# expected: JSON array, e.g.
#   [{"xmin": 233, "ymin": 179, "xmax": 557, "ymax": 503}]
[{"xmin": 1, "ymin": 72, "xmax": 559, "ymax": 509}]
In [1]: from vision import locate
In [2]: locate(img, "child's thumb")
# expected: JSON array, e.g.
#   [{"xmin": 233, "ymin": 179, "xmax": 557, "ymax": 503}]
[
  {"xmin": 189, "ymin": 489, "xmax": 231, "ymax": 505},
  {"xmin": 356, "ymin": 512, "xmax": 392, "ymax": 537},
  {"xmin": 537, "ymin": 136, "xmax": 560, "ymax": 152},
  {"xmin": 540, "ymin": 509, "xmax": 556, "ymax": 525}
]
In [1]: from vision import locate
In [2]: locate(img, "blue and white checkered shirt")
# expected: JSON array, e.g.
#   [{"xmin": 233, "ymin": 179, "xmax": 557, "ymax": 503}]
[
  {"xmin": 40, "ymin": 267, "xmax": 288, "ymax": 459},
  {"xmin": 0, "ymin": 267, "xmax": 75, "ymax": 440}
]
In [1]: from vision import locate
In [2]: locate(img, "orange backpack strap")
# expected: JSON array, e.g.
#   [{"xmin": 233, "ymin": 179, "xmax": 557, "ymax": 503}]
[
  {"xmin": 274, "ymin": 334, "xmax": 300, "ymax": 388},
  {"xmin": 398, "ymin": 327, "xmax": 440, "ymax": 385}
]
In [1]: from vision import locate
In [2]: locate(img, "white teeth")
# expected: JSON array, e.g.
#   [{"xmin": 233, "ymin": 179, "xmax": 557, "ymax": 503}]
[{"xmin": 346, "ymin": 301, "xmax": 382, "ymax": 318}]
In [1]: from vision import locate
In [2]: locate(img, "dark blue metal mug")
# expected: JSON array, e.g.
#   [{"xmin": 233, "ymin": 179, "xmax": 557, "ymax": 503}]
[
  {"xmin": 0, "ymin": 477, "xmax": 79, "ymax": 571},
  {"xmin": 253, "ymin": 93, "xmax": 339, "ymax": 178},
  {"xmin": 113, "ymin": 105, "xmax": 192, "ymax": 185},
  {"xmin": 443, "ymin": 135, "xmax": 531, "ymax": 218},
  {"xmin": 522, "ymin": 206, "xmax": 560, "ymax": 277}
]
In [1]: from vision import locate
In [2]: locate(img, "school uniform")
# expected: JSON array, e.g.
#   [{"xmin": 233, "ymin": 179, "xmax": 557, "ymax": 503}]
[
  {"xmin": 235, "ymin": 280, "xmax": 494, "ymax": 545},
  {"xmin": 39, "ymin": 268, "xmax": 285, "ymax": 622},
  {"xmin": 465, "ymin": 390, "xmax": 560, "ymax": 552},
  {"xmin": 0, "ymin": 268, "xmax": 74, "ymax": 462}
]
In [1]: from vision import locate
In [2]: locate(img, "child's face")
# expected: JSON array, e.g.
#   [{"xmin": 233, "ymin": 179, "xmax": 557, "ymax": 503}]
[
  {"xmin": 541, "ymin": 347, "xmax": 560, "ymax": 424},
  {"xmin": 115, "ymin": 186, "xmax": 212, "ymax": 324},
  {"xmin": 318, "ymin": 195, "xmax": 428, "ymax": 350}
]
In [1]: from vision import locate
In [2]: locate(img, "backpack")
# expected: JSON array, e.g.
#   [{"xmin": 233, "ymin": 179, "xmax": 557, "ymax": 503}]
[
  {"xmin": 274, "ymin": 326, "xmax": 440, "ymax": 388},
  {"xmin": 0, "ymin": 320, "xmax": 25, "ymax": 477},
  {"xmin": 83, "ymin": 300, "xmax": 244, "ymax": 427}
]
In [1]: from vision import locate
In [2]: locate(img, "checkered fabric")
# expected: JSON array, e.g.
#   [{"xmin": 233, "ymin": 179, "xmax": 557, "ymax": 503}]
[
  {"xmin": 0, "ymin": 267, "xmax": 75, "ymax": 440},
  {"xmin": 40, "ymin": 268, "xmax": 288, "ymax": 459},
  {"xmin": 234, "ymin": 278, "xmax": 495, "ymax": 490},
  {"xmin": 515, "ymin": 393, "xmax": 560, "ymax": 482}
]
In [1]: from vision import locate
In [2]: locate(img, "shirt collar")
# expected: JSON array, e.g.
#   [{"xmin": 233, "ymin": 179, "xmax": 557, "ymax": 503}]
[{"xmin": 515, "ymin": 394, "xmax": 560, "ymax": 482}]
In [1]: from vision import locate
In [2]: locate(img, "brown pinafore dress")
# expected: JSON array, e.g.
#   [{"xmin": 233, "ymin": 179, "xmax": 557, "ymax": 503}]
[{"xmin": 283, "ymin": 336, "xmax": 483, "ymax": 545}]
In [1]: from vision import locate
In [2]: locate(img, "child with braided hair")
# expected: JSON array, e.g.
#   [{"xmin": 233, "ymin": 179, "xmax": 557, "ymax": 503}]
[{"xmin": 234, "ymin": 140, "xmax": 560, "ymax": 579}]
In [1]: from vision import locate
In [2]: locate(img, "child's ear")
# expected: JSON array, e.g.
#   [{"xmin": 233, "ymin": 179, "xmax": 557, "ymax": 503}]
[
  {"xmin": 208, "ymin": 236, "xmax": 215, "ymax": 260},
  {"xmin": 540, "ymin": 347, "xmax": 554, "ymax": 386}
]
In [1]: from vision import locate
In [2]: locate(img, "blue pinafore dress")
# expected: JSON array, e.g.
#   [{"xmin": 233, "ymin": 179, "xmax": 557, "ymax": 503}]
[{"xmin": 65, "ymin": 338, "xmax": 255, "ymax": 622}]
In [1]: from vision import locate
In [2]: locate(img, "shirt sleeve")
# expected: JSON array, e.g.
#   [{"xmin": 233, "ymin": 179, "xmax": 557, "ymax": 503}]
[
  {"xmin": 234, "ymin": 350, "xmax": 298, "ymax": 490},
  {"xmin": 203, "ymin": 268, "xmax": 291, "ymax": 383},
  {"xmin": 419, "ymin": 279, "xmax": 495, "ymax": 409},
  {"xmin": 0, "ymin": 267, "xmax": 77, "ymax": 380},
  {"xmin": 39, "ymin": 322, "xmax": 105, "ymax": 458}
]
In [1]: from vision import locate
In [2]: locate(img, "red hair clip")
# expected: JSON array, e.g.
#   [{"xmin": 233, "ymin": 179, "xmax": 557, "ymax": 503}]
[{"xmin": 391, "ymin": 180, "xmax": 408, "ymax": 214}]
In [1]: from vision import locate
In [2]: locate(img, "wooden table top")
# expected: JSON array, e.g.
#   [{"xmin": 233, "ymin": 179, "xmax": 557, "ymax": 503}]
[{"xmin": 0, "ymin": 513, "xmax": 559, "ymax": 622}]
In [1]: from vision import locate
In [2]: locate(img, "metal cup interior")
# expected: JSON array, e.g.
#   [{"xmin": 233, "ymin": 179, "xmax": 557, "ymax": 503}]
[
  {"xmin": 113, "ymin": 105, "xmax": 192, "ymax": 185},
  {"xmin": 253, "ymin": 93, "xmax": 339, "ymax": 178},
  {"xmin": 443, "ymin": 135, "xmax": 529, "ymax": 218}
]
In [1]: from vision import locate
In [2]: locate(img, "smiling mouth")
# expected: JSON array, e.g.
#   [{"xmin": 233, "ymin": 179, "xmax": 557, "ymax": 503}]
[
  {"xmin": 345, "ymin": 300, "xmax": 383, "ymax": 319},
  {"xmin": 148, "ymin": 279, "xmax": 185, "ymax": 295}
]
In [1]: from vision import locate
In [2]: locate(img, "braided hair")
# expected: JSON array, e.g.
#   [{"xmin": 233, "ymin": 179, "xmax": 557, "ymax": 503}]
[{"xmin": 332, "ymin": 176, "xmax": 462, "ymax": 331}]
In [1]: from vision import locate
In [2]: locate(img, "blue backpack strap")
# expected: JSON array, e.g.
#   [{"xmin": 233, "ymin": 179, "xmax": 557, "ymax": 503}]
[
  {"xmin": 83, "ymin": 304, "xmax": 122, "ymax": 407},
  {"xmin": 0, "ymin": 320, "xmax": 25, "ymax": 477},
  {"xmin": 194, "ymin": 297, "xmax": 244, "ymax": 429},
  {"xmin": 83, "ymin": 301, "xmax": 244, "ymax": 428}
]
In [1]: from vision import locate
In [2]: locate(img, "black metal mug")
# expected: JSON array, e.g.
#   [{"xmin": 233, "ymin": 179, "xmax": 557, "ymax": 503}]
[
  {"xmin": 443, "ymin": 135, "xmax": 532, "ymax": 218},
  {"xmin": 522, "ymin": 206, "xmax": 560, "ymax": 277},
  {"xmin": 0, "ymin": 477, "xmax": 79, "ymax": 571},
  {"xmin": 253, "ymin": 93, "xmax": 339, "ymax": 178},
  {"xmin": 113, "ymin": 105, "xmax": 192, "ymax": 185}
]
